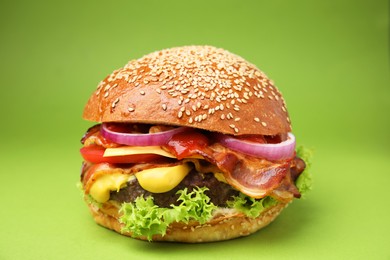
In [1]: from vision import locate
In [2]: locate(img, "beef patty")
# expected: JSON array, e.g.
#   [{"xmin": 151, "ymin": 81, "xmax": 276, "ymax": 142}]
[{"xmin": 109, "ymin": 170, "xmax": 239, "ymax": 208}]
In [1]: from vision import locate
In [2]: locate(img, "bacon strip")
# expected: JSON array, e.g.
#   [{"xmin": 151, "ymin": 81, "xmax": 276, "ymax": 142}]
[{"xmin": 193, "ymin": 143, "xmax": 292, "ymax": 199}]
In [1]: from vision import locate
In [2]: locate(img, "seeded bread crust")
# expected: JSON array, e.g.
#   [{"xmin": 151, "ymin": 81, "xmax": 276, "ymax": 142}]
[
  {"xmin": 87, "ymin": 200, "xmax": 290, "ymax": 243},
  {"xmin": 83, "ymin": 46, "xmax": 291, "ymax": 136}
]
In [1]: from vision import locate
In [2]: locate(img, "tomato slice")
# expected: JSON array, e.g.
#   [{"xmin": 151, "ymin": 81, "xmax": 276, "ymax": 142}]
[{"xmin": 80, "ymin": 145, "xmax": 162, "ymax": 164}]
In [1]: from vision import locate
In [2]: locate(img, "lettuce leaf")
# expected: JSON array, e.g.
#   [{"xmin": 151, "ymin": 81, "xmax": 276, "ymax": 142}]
[
  {"xmin": 295, "ymin": 145, "xmax": 313, "ymax": 196},
  {"xmin": 76, "ymin": 181, "xmax": 102, "ymax": 208},
  {"xmin": 227, "ymin": 193, "xmax": 278, "ymax": 218},
  {"xmin": 119, "ymin": 187, "xmax": 216, "ymax": 241}
]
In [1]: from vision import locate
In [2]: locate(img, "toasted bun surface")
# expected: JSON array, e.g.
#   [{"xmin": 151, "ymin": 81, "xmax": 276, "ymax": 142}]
[
  {"xmin": 83, "ymin": 46, "xmax": 291, "ymax": 135},
  {"xmin": 87, "ymin": 200, "xmax": 290, "ymax": 243}
]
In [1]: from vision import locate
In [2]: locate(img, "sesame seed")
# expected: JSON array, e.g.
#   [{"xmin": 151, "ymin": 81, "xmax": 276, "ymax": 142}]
[
  {"xmin": 254, "ymin": 117, "xmax": 260, "ymax": 122},
  {"xmin": 261, "ymin": 122, "xmax": 267, "ymax": 127},
  {"xmin": 178, "ymin": 111, "xmax": 183, "ymax": 118},
  {"xmin": 162, "ymin": 104, "xmax": 167, "ymax": 111},
  {"xmin": 128, "ymin": 107, "xmax": 135, "ymax": 112},
  {"xmin": 112, "ymin": 98, "xmax": 119, "ymax": 108},
  {"xmin": 140, "ymin": 90, "xmax": 145, "ymax": 95},
  {"xmin": 104, "ymin": 84, "xmax": 111, "ymax": 91},
  {"xmin": 130, "ymin": 76, "xmax": 136, "ymax": 83}
]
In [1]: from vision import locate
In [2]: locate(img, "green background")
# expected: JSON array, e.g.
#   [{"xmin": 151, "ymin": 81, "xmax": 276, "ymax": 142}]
[{"xmin": 1, "ymin": 0, "xmax": 389, "ymax": 259}]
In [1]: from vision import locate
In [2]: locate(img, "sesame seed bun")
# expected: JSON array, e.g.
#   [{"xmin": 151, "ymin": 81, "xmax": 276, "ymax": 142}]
[
  {"xmin": 83, "ymin": 46, "xmax": 291, "ymax": 135},
  {"xmin": 87, "ymin": 199, "xmax": 290, "ymax": 243}
]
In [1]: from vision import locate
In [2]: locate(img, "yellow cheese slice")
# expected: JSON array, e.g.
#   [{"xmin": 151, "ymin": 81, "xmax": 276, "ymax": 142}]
[
  {"xmin": 89, "ymin": 164, "xmax": 191, "ymax": 203},
  {"xmin": 89, "ymin": 174, "xmax": 135, "ymax": 203},
  {"xmin": 213, "ymin": 172, "xmax": 227, "ymax": 183},
  {"xmin": 135, "ymin": 164, "xmax": 191, "ymax": 193},
  {"xmin": 103, "ymin": 146, "xmax": 176, "ymax": 158}
]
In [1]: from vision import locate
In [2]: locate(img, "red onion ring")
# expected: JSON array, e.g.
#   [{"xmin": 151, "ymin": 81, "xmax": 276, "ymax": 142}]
[
  {"xmin": 216, "ymin": 133, "xmax": 296, "ymax": 161},
  {"xmin": 101, "ymin": 123, "xmax": 187, "ymax": 146}
]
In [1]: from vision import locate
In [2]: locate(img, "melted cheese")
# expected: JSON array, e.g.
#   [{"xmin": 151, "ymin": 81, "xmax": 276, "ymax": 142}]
[
  {"xmin": 135, "ymin": 164, "xmax": 191, "ymax": 193},
  {"xmin": 89, "ymin": 174, "xmax": 135, "ymax": 203},
  {"xmin": 103, "ymin": 146, "xmax": 176, "ymax": 158},
  {"xmin": 213, "ymin": 172, "xmax": 227, "ymax": 183},
  {"xmin": 88, "ymin": 164, "xmax": 191, "ymax": 203}
]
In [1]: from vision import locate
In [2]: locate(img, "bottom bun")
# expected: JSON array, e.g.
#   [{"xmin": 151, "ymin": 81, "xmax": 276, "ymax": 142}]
[{"xmin": 87, "ymin": 200, "xmax": 290, "ymax": 243}]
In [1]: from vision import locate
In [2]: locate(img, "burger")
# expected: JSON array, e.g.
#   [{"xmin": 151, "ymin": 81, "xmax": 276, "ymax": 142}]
[{"xmin": 79, "ymin": 45, "xmax": 312, "ymax": 243}]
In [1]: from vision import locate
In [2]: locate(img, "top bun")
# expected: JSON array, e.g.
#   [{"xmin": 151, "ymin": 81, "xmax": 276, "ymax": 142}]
[{"xmin": 83, "ymin": 46, "xmax": 291, "ymax": 135}]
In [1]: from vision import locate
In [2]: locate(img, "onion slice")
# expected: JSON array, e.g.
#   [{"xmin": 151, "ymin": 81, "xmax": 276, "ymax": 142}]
[
  {"xmin": 216, "ymin": 133, "xmax": 296, "ymax": 161},
  {"xmin": 101, "ymin": 123, "xmax": 187, "ymax": 146}
]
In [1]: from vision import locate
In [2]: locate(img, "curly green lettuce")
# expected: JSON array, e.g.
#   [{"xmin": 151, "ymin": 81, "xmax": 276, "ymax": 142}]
[
  {"xmin": 227, "ymin": 193, "xmax": 278, "ymax": 218},
  {"xmin": 119, "ymin": 186, "xmax": 281, "ymax": 241},
  {"xmin": 295, "ymin": 145, "xmax": 313, "ymax": 196},
  {"xmin": 119, "ymin": 187, "xmax": 216, "ymax": 241}
]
